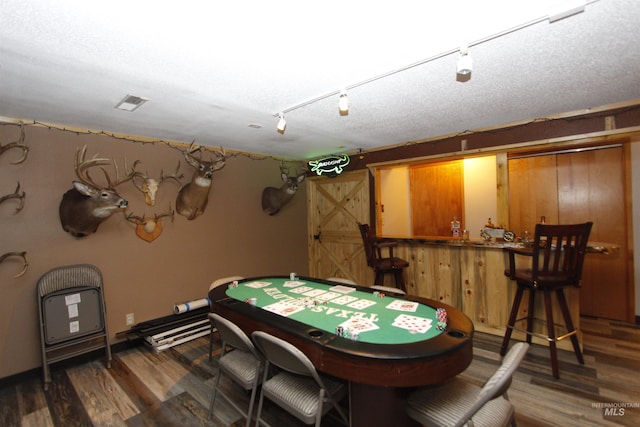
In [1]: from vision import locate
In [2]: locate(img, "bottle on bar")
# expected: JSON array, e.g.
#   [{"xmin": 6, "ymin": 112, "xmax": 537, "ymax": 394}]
[{"xmin": 451, "ymin": 216, "xmax": 461, "ymax": 239}]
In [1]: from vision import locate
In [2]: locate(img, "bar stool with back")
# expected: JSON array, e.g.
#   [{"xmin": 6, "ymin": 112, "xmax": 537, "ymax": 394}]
[
  {"xmin": 500, "ymin": 221, "xmax": 593, "ymax": 379},
  {"xmin": 357, "ymin": 222, "xmax": 409, "ymax": 293}
]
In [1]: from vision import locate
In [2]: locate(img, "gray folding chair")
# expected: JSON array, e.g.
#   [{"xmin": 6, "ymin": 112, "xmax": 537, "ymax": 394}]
[
  {"xmin": 37, "ymin": 264, "xmax": 111, "ymax": 390},
  {"xmin": 252, "ymin": 331, "xmax": 349, "ymax": 427},
  {"xmin": 406, "ymin": 342, "xmax": 529, "ymax": 427},
  {"xmin": 208, "ymin": 276, "xmax": 244, "ymax": 362},
  {"xmin": 209, "ymin": 313, "xmax": 263, "ymax": 427}
]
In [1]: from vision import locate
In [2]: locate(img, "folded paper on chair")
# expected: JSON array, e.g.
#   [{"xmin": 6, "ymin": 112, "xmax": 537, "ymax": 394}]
[{"xmin": 173, "ymin": 297, "xmax": 210, "ymax": 314}]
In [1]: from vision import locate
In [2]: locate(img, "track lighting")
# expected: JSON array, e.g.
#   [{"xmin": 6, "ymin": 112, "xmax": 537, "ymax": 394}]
[
  {"xmin": 456, "ymin": 45, "xmax": 473, "ymax": 77},
  {"xmin": 276, "ymin": 113, "xmax": 286, "ymax": 134},
  {"xmin": 338, "ymin": 89, "xmax": 349, "ymax": 116}
]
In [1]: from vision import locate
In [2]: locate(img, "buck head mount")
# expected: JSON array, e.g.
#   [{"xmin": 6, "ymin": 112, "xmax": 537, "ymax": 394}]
[
  {"xmin": 175, "ymin": 142, "xmax": 226, "ymax": 220},
  {"xmin": 0, "ymin": 123, "xmax": 29, "ymax": 165},
  {"xmin": 261, "ymin": 162, "xmax": 307, "ymax": 216},
  {"xmin": 132, "ymin": 162, "xmax": 183, "ymax": 206},
  {"xmin": 59, "ymin": 146, "xmax": 139, "ymax": 237}
]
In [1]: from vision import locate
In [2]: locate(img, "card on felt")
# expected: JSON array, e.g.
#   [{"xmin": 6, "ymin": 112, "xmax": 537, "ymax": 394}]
[
  {"xmin": 245, "ymin": 281, "xmax": 271, "ymax": 288},
  {"xmin": 331, "ymin": 295, "xmax": 358, "ymax": 305},
  {"xmin": 347, "ymin": 299, "xmax": 377, "ymax": 310},
  {"xmin": 289, "ymin": 286, "xmax": 314, "ymax": 294},
  {"xmin": 263, "ymin": 301, "xmax": 305, "ymax": 317},
  {"xmin": 283, "ymin": 280, "xmax": 306, "ymax": 288},
  {"xmin": 392, "ymin": 314, "xmax": 433, "ymax": 333},
  {"xmin": 303, "ymin": 289, "xmax": 327, "ymax": 297},
  {"xmin": 386, "ymin": 300, "xmax": 419, "ymax": 312},
  {"xmin": 338, "ymin": 316, "xmax": 379, "ymax": 333}
]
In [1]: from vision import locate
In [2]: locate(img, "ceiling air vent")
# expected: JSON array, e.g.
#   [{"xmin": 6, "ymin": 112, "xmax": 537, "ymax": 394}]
[{"xmin": 115, "ymin": 94, "xmax": 148, "ymax": 112}]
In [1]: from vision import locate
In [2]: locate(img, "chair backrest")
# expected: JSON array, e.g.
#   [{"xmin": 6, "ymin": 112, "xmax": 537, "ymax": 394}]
[
  {"xmin": 210, "ymin": 313, "xmax": 261, "ymax": 359},
  {"xmin": 252, "ymin": 331, "xmax": 324, "ymax": 385},
  {"xmin": 531, "ymin": 222, "xmax": 593, "ymax": 284},
  {"xmin": 37, "ymin": 264, "xmax": 103, "ymax": 298},
  {"xmin": 357, "ymin": 222, "xmax": 377, "ymax": 267},
  {"xmin": 458, "ymin": 342, "xmax": 529, "ymax": 427},
  {"xmin": 209, "ymin": 276, "xmax": 245, "ymax": 292}
]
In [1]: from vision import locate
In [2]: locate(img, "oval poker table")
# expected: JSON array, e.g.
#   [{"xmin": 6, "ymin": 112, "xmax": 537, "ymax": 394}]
[{"xmin": 209, "ymin": 276, "xmax": 474, "ymax": 426}]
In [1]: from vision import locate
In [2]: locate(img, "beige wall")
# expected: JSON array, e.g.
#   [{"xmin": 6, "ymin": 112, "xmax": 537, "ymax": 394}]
[{"xmin": 0, "ymin": 124, "xmax": 309, "ymax": 379}]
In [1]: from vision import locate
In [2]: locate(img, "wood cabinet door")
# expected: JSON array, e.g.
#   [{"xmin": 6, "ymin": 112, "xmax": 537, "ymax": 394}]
[{"xmin": 508, "ymin": 146, "xmax": 632, "ymax": 322}]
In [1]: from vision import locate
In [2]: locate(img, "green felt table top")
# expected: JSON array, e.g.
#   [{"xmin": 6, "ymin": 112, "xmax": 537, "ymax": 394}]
[{"xmin": 225, "ymin": 277, "xmax": 445, "ymax": 344}]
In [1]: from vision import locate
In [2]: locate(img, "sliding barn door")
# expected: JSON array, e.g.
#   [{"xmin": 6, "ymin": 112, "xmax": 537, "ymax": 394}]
[{"xmin": 307, "ymin": 170, "xmax": 372, "ymax": 284}]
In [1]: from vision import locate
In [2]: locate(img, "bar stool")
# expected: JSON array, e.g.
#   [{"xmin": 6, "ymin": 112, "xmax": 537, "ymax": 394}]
[
  {"xmin": 500, "ymin": 221, "xmax": 592, "ymax": 379},
  {"xmin": 357, "ymin": 222, "xmax": 409, "ymax": 293}
]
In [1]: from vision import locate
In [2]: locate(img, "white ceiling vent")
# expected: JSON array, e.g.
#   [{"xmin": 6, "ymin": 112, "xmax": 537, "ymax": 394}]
[{"xmin": 115, "ymin": 94, "xmax": 148, "ymax": 111}]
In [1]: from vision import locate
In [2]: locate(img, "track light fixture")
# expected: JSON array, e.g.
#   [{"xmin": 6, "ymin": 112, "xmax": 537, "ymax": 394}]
[
  {"xmin": 456, "ymin": 45, "xmax": 473, "ymax": 77},
  {"xmin": 276, "ymin": 113, "xmax": 286, "ymax": 134},
  {"xmin": 338, "ymin": 89, "xmax": 349, "ymax": 116}
]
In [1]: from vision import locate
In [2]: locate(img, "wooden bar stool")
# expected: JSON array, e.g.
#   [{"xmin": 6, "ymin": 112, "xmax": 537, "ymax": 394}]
[
  {"xmin": 357, "ymin": 222, "xmax": 409, "ymax": 293},
  {"xmin": 500, "ymin": 221, "xmax": 592, "ymax": 379}
]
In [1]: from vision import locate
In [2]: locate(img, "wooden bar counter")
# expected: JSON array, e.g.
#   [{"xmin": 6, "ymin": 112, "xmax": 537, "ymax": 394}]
[{"xmin": 388, "ymin": 238, "xmax": 583, "ymax": 350}]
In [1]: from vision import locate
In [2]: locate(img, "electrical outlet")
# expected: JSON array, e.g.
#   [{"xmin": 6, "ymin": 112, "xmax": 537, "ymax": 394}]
[{"xmin": 126, "ymin": 313, "xmax": 135, "ymax": 326}]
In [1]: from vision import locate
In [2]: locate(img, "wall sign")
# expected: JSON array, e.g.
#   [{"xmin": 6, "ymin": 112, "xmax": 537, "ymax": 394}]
[{"xmin": 308, "ymin": 154, "xmax": 350, "ymax": 177}]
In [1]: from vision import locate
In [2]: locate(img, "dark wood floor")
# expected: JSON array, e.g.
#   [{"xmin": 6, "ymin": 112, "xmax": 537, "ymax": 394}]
[{"xmin": 1, "ymin": 316, "xmax": 639, "ymax": 427}]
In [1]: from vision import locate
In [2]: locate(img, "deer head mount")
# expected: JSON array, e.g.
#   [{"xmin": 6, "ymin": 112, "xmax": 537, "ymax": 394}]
[
  {"xmin": 176, "ymin": 142, "xmax": 226, "ymax": 220},
  {"xmin": 132, "ymin": 162, "xmax": 183, "ymax": 206},
  {"xmin": 0, "ymin": 124, "xmax": 29, "ymax": 165},
  {"xmin": 59, "ymin": 145, "xmax": 139, "ymax": 237},
  {"xmin": 125, "ymin": 205, "xmax": 174, "ymax": 242},
  {"xmin": 0, "ymin": 182, "xmax": 25, "ymax": 212},
  {"xmin": 0, "ymin": 251, "xmax": 28, "ymax": 278},
  {"xmin": 261, "ymin": 162, "xmax": 307, "ymax": 215}
]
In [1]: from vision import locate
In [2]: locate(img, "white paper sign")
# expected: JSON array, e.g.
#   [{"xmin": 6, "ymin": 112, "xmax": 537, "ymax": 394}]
[
  {"xmin": 67, "ymin": 303, "xmax": 79, "ymax": 318},
  {"xmin": 69, "ymin": 321, "xmax": 80, "ymax": 334}
]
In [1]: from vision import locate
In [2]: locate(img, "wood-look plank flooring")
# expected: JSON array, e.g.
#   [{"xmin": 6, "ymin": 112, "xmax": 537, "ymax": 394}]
[{"xmin": 0, "ymin": 316, "xmax": 638, "ymax": 427}]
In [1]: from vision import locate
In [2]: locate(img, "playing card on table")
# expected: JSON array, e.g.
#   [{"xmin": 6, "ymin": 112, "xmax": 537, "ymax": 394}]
[
  {"xmin": 392, "ymin": 314, "xmax": 433, "ymax": 333},
  {"xmin": 386, "ymin": 300, "xmax": 419, "ymax": 312},
  {"xmin": 245, "ymin": 281, "xmax": 271, "ymax": 288},
  {"xmin": 283, "ymin": 280, "xmax": 306, "ymax": 288},
  {"xmin": 316, "ymin": 291, "xmax": 341, "ymax": 301},
  {"xmin": 338, "ymin": 316, "xmax": 379, "ymax": 333},
  {"xmin": 289, "ymin": 286, "xmax": 314, "ymax": 294},
  {"xmin": 329, "ymin": 285, "xmax": 356, "ymax": 294},
  {"xmin": 331, "ymin": 295, "xmax": 358, "ymax": 305},
  {"xmin": 263, "ymin": 301, "xmax": 305, "ymax": 317},
  {"xmin": 347, "ymin": 299, "xmax": 377, "ymax": 310},
  {"xmin": 302, "ymin": 289, "xmax": 327, "ymax": 297}
]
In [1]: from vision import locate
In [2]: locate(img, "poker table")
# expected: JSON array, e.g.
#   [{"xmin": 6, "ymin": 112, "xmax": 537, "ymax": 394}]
[{"xmin": 209, "ymin": 276, "xmax": 474, "ymax": 426}]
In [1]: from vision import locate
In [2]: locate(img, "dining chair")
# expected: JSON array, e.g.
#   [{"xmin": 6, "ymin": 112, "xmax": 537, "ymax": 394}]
[
  {"xmin": 500, "ymin": 222, "xmax": 592, "ymax": 379},
  {"xmin": 208, "ymin": 313, "xmax": 263, "ymax": 427},
  {"xmin": 208, "ymin": 276, "xmax": 244, "ymax": 361},
  {"xmin": 406, "ymin": 342, "xmax": 529, "ymax": 427},
  {"xmin": 251, "ymin": 331, "xmax": 349, "ymax": 427},
  {"xmin": 357, "ymin": 222, "xmax": 409, "ymax": 292}
]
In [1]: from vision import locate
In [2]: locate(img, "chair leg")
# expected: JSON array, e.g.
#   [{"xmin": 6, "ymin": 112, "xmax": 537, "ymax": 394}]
[
  {"xmin": 374, "ymin": 270, "xmax": 385, "ymax": 285},
  {"xmin": 543, "ymin": 290, "xmax": 560, "ymax": 379},
  {"xmin": 501, "ymin": 284, "xmax": 524, "ymax": 356},
  {"xmin": 556, "ymin": 288, "xmax": 584, "ymax": 365},
  {"xmin": 526, "ymin": 288, "xmax": 536, "ymax": 345},
  {"xmin": 393, "ymin": 269, "xmax": 406, "ymax": 293}
]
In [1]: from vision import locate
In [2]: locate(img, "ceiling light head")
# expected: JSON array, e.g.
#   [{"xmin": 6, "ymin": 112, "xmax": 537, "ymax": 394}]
[
  {"xmin": 115, "ymin": 94, "xmax": 148, "ymax": 112},
  {"xmin": 276, "ymin": 113, "xmax": 286, "ymax": 134},
  {"xmin": 338, "ymin": 89, "xmax": 349, "ymax": 116},
  {"xmin": 456, "ymin": 45, "xmax": 473, "ymax": 77}
]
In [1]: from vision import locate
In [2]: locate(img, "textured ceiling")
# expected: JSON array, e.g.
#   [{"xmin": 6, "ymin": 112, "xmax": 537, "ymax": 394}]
[{"xmin": 1, "ymin": 0, "xmax": 639, "ymax": 160}]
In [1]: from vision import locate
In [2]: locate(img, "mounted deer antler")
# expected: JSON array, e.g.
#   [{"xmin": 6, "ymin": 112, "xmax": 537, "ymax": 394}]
[
  {"xmin": 132, "ymin": 161, "xmax": 183, "ymax": 206},
  {"xmin": 0, "ymin": 182, "xmax": 25, "ymax": 212},
  {"xmin": 125, "ymin": 205, "xmax": 174, "ymax": 242},
  {"xmin": 0, "ymin": 124, "xmax": 29, "ymax": 164},
  {"xmin": 176, "ymin": 142, "xmax": 226, "ymax": 220},
  {"xmin": 59, "ymin": 145, "xmax": 139, "ymax": 237},
  {"xmin": 261, "ymin": 161, "xmax": 307, "ymax": 215},
  {"xmin": 0, "ymin": 251, "xmax": 28, "ymax": 278}
]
